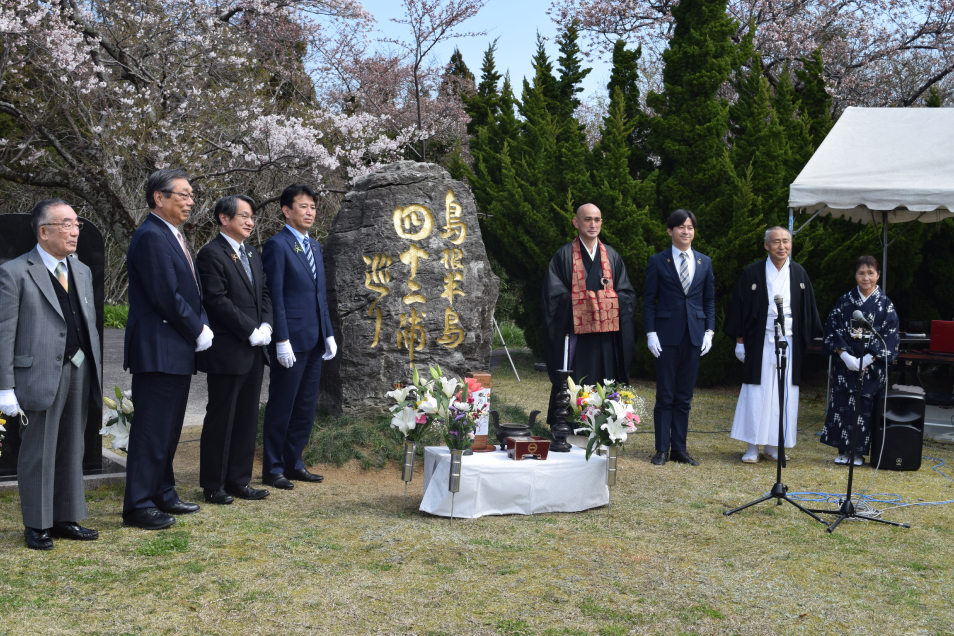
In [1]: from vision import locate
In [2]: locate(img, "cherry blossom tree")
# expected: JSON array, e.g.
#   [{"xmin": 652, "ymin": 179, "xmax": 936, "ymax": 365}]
[
  {"xmin": 549, "ymin": 0, "xmax": 954, "ymax": 108},
  {"xmin": 0, "ymin": 0, "xmax": 423, "ymax": 252}
]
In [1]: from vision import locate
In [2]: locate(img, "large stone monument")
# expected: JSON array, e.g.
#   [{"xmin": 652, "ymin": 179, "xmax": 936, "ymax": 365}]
[{"xmin": 319, "ymin": 162, "xmax": 499, "ymax": 415}]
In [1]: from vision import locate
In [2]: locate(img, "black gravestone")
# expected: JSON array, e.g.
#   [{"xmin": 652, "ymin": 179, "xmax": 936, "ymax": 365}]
[{"xmin": 0, "ymin": 214, "xmax": 105, "ymax": 477}]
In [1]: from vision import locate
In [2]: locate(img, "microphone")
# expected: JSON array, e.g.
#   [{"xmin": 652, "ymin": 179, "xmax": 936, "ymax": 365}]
[
  {"xmin": 774, "ymin": 294, "xmax": 785, "ymax": 333},
  {"xmin": 852, "ymin": 310, "xmax": 874, "ymax": 330}
]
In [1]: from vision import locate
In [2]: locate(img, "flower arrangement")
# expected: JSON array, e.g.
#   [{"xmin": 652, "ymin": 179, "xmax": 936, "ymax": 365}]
[
  {"xmin": 567, "ymin": 378, "xmax": 642, "ymax": 460},
  {"xmin": 387, "ymin": 366, "xmax": 487, "ymax": 451},
  {"xmin": 100, "ymin": 386, "xmax": 133, "ymax": 450},
  {"xmin": 0, "ymin": 414, "xmax": 6, "ymax": 459}
]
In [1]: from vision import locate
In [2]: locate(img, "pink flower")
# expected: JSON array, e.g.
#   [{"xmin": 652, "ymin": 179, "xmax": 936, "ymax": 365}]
[{"xmin": 415, "ymin": 414, "xmax": 427, "ymax": 424}]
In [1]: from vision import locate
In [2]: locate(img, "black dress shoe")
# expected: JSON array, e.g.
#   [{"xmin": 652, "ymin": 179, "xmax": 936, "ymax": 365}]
[
  {"xmin": 159, "ymin": 501, "xmax": 201, "ymax": 515},
  {"xmin": 123, "ymin": 507, "xmax": 176, "ymax": 530},
  {"xmin": 651, "ymin": 451, "xmax": 668, "ymax": 466},
  {"xmin": 50, "ymin": 522, "xmax": 99, "ymax": 541},
  {"xmin": 25, "ymin": 527, "xmax": 54, "ymax": 550},
  {"xmin": 225, "ymin": 484, "xmax": 269, "ymax": 500},
  {"xmin": 263, "ymin": 473, "xmax": 294, "ymax": 490},
  {"xmin": 204, "ymin": 489, "xmax": 234, "ymax": 505},
  {"xmin": 287, "ymin": 468, "xmax": 323, "ymax": 483},
  {"xmin": 670, "ymin": 450, "xmax": 700, "ymax": 466}
]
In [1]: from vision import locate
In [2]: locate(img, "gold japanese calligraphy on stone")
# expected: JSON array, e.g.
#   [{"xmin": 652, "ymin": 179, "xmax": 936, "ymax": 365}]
[
  {"xmin": 441, "ymin": 271, "xmax": 465, "ymax": 306},
  {"xmin": 440, "ymin": 248, "xmax": 463, "ymax": 270},
  {"xmin": 437, "ymin": 306, "xmax": 465, "ymax": 348},
  {"xmin": 363, "ymin": 254, "xmax": 392, "ymax": 347},
  {"xmin": 397, "ymin": 307, "xmax": 427, "ymax": 365},
  {"xmin": 393, "ymin": 204, "xmax": 434, "ymax": 240},
  {"xmin": 440, "ymin": 189, "xmax": 467, "ymax": 245},
  {"xmin": 399, "ymin": 244, "xmax": 428, "ymax": 305}
]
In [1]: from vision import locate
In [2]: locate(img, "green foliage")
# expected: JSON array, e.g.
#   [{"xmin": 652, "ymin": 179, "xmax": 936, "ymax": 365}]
[
  {"xmin": 301, "ymin": 411, "xmax": 442, "ymax": 469},
  {"xmin": 104, "ymin": 304, "xmax": 129, "ymax": 328},
  {"xmin": 492, "ymin": 320, "xmax": 526, "ymax": 349},
  {"xmin": 926, "ymin": 85, "xmax": 943, "ymax": 107}
]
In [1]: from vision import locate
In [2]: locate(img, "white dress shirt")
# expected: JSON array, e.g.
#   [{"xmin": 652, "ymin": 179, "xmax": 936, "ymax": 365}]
[
  {"xmin": 766, "ymin": 257, "xmax": 793, "ymax": 336},
  {"xmin": 151, "ymin": 211, "xmax": 181, "ymax": 237},
  {"xmin": 671, "ymin": 245, "xmax": 695, "ymax": 285},
  {"xmin": 221, "ymin": 231, "xmax": 244, "ymax": 256},
  {"xmin": 36, "ymin": 243, "xmax": 69, "ymax": 276},
  {"xmin": 285, "ymin": 224, "xmax": 310, "ymax": 252},
  {"xmin": 579, "ymin": 237, "xmax": 599, "ymax": 261}
]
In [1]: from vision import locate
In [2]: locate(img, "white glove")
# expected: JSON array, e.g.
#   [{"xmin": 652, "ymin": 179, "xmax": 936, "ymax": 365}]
[
  {"xmin": 322, "ymin": 336, "xmax": 338, "ymax": 361},
  {"xmin": 862, "ymin": 354, "xmax": 874, "ymax": 370},
  {"xmin": 195, "ymin": 325, "xmax": 214, "ymax": 352},
  {"xmin": 647, "ymin": 332, "xmax": 662, "ymax": 358},
  {"xmin": 0, "ymin": 389, "xmax": 23, "ymax": 417},
  {"xmin": 277, "ymin": 340, "xmax": 296, "ymax": 368},
  {"xmin": 840, "ymin": 351, "xmax": 861, "ymax": 371},
  {"xmin": 735, "ymin": 342, "xmax": 745, "ymax": 362},
  {"xmin": 701, "ymin": 331, "xmax": 713, "ymax": 356},
  {"xmin": 259, "ymin": 323, "xmax": 272, "ymax": 346},
  {"xmin": 248, "ymin": 327, "xmax": 267, "ymax": 347}
]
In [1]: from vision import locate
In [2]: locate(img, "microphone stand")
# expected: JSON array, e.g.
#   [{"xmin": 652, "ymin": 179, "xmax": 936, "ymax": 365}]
[
  {"xmin": 806, "ymin": 324, "xmax": 910, "ymax": 532},
  {"xmin": 724, "ymin": 302, "xmax": 827, "ymax": 525}
]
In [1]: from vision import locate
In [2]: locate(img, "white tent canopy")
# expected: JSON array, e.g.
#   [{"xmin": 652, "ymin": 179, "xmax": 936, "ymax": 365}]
[
  {"xmin": 789, "ymin": 107, "xmax": 954, "ymax": 222},
  {"xmin": 788, "ymin": 107, "xmax": 954, "ymax": 291}
]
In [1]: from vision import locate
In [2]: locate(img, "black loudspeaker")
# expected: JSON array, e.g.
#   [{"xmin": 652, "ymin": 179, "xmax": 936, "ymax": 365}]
[{"xmin": 871, "ymin": 392, "xmax": 925, "ymax": 471}]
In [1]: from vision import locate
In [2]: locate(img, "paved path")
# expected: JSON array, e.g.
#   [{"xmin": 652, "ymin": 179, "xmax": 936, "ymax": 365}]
[{"xmin": 103, "ymin": 328, "xmax": 269, "ymax": 427}]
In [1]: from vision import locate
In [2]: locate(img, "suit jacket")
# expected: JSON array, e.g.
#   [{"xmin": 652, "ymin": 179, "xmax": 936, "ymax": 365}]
[
  {"xmin": 0, "ymin": 247, "xmax": 102, "ymax": 411},
  {"xmin": 261, "ymin": 227, "xmax": 333, "ymax": 353},
  {"xmin": 124, "ymin": 214, "xmax": 208, "ymax": 375},
  {"xmin": 196, "ymin": 234, "xmax": 273, "ymax": 375},
  {"xmin": 642, "ymin": 248, "xmax": 716, "ymax": 347}
]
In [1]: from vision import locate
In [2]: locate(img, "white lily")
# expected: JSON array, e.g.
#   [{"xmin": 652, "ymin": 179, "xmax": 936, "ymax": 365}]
[
  {"xmin": 121, "ymin": 400, "xmax": 134, "ymax": 415},
  {"xmin": 602, "ymin": 378, "xmax": 616, "ymax": 386},
  {"xmin": 452, "ymin": 400, "xmax": 472, "ymax": 412},
  {"xmin": 387, "ymin": 386, "xmax": 411, "ymax": 403},
  {"xmin": 606, "ymin": 400, "xmax": 631, "ymax": 421},
  {"xmin": 438, "ymin": 377, "xmax": 459, "ymax": 399},
  {"xmin": 389, "ymin": 406, "xmax": 418, "ymax": 437},
  {"xmin": 122, "ymin": 389, "xmax": 133, "ymax": 400},
  {"xmin": 418, "ymin": 394, "xmax": 440, "ymax": 414},
  {"xmin": 583, "ymin": 391, "xmax": 604, "ymax": 409},
  {"xmin": 100, "ymin": 421, "xmax": 131, "ymax": 450},
  {"xmin": 103, "ymin": 397, "xmax": 118, "ymax": 410},
  {"xmin": 601, "ymin": 417, "xmax": 629, "ymax": 444},
  {"xmin": 566, "ymin": 377, "xmax": 582, "ymax": 412}
]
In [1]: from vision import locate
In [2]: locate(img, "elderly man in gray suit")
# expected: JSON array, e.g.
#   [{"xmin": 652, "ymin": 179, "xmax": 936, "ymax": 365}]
[{"xmin": 0, "ymin": 199, "xmax": 102, "ymax": 550}]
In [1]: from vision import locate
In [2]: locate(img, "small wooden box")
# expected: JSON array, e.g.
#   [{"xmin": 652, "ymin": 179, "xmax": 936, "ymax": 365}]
[{"xmin": 506, "ymin": 436, "xmax": 551, "ymax": 460}]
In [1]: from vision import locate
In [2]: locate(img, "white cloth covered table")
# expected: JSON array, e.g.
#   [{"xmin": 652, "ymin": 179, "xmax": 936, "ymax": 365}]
[{"xmin": 420, "ymin": 446, "xmax": 609, "ymax": 518}]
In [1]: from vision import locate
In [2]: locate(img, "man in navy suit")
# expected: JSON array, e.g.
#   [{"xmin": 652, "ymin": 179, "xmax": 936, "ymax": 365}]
[
  {"xmin": 643, "ymin": 209, "xmax": 715, "ymax": 466},
  {"xmin": 123, "ymin": 169, "xmax": 213, "ymax": 529},
  {"xmin": 260, "ymin": 184, "xmax": 336, "ymax": 490}
]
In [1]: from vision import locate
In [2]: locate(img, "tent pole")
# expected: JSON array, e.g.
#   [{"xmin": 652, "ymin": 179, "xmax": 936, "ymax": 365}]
[
  {"xmin": 788, "ymin": 208, "xmax": 794, "ymax": 234},
  {"xmin": 882, "ymin": 211, "xmax": 888, "ymax": 294}
]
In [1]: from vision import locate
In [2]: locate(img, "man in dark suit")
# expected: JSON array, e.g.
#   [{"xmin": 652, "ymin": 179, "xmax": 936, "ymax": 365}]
[
  {"xmin": 123, "ymin": 169, "xmax": 212, "ymax": 530},
  {"xmin": 196, "ymin": 195, "xmax": 273, "ymax": 504},
  {"xmin": 260, "ymin": 184, "xmax": 337, "ymax": 490},
  {"xmin": 0, "ymin": 200, "xmax": 102, "ymax": 549},
  {"xmin": 643, "ymin": 209, "xmax": 715, "ymax": 466}
]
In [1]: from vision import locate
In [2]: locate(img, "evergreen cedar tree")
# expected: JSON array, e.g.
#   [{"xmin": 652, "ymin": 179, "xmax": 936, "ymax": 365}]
[{"xmin": 461, "ymin": 2, "xmax": 952, "ymax": 384}]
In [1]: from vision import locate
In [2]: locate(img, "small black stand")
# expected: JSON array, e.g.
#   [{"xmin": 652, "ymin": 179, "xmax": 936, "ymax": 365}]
[
  {"xmin": 724, "ymin": 315, "xmax": 828, "ymax": 526},
  {"xmin": 549, "ymin": 369, "xmax": 574, "ymax": 452},
  {"xmin": 806, "ymin": 328, "xmax": 911, "ymax": 533}
]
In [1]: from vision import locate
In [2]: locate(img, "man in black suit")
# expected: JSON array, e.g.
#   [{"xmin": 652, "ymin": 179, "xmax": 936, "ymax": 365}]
[
  {"xmin": 196, "ymin": 195, "xmax": 273, "ymax": 504},
  {"xmin": 123, "ymin": 169, "xmax": 211, "ymax": 530}
]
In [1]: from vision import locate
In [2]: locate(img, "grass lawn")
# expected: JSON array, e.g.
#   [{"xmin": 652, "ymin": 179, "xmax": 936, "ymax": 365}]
[{"xmin": 1, "ymin": 352, "xmax": 953, "ymax": 635}]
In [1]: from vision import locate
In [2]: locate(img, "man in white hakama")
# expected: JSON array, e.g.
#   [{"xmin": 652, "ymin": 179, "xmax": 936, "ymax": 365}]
[{"xmin": 724, "ymin": 227, "xmax": 822, "ymax": 463}]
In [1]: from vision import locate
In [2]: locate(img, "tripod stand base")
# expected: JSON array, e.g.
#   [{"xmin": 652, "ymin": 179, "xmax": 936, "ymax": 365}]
[
  {"xmin": 724, "ymin": 482, "xmax": 828, "ymax": 525},
  {"xmin": 806, "ymin": 499, "xmax": 911, "ymax": 533}
]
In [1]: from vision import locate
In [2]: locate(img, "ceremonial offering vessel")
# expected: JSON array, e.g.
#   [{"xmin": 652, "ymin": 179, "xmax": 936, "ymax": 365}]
[{"xmin": 491, "ymin": 410, "xmax": 540, "ymax": 450}]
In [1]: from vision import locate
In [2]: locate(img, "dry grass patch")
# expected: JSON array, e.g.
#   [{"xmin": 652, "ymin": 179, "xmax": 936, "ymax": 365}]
[{"xmin": 0, "ymin": 352, "xmax": 953, "ymax": 635}]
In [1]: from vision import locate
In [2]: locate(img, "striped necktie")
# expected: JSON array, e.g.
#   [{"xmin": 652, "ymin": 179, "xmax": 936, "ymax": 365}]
[
  {"xmin": 237, "ymin": 246, "xmax": 253, "ymax": 284},
  {"xmin": 679, "ymin": 252, "xmax": 691, "ymax": 294},
  {"xmin": 302, "ymin": 237, "xmax": 316, "ymax": 281},
  {"xmin": 54, "ymin": 262, "xmax": 68, "ymax": 292}
]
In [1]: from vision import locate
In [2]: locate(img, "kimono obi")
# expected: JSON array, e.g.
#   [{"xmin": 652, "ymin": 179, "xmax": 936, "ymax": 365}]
[{"xmin": 571, "ymin": 238, "xmax": 619, "ymax": 334}]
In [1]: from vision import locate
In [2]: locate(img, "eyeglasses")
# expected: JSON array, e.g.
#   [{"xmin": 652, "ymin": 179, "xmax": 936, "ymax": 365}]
[
  {"xmin": 42, "ymin": 221, "xmax": 84, "ymax": 232},
  {"xmin": 162, "ymin": 190, "xmax": 195, "ymax": 201},
  {"xmin": 236, "ymin": 213, "xmax": 256, "ymax": 221}
]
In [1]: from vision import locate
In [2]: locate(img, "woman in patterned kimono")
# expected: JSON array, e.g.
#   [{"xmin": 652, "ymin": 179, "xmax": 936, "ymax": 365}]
[{"xmin": 820, "ymin": 256, "xmax": 900, "ymax": 466}]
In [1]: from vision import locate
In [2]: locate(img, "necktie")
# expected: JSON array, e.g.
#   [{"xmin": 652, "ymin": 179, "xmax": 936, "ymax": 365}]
[
  {"xmin": 679, "ymin": 252, "xmax": 691, "ymax": 294},
  {"xmin": 302, "ymin": 237, "xmax": 316, "ymax": 281},
  {"xmin": 238, "ymin": 245, "xmax": 253, "ymax": 284},
  {"xmin": 55, "ymin": 262, "xmax": 68, "ymax": 292},
  {"xmin": 176, "ymin": 231, "xmax": 199, "ymax": 289}
]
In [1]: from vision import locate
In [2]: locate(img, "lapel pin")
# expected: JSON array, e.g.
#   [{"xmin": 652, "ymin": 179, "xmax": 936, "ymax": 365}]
[
  {"xmin": 231, "ymin": 253, "xmax": 239, "ymax": 262},
  {"xmin": 697, "ymin": 259, "xmax": 701, "ymax": 264},
  {"xmin": 666, "ymin": 258, "xmax": 671, "ymax": 263},
  {"xmin": 294, "ymin": 243, "xmax": 303, "ymax": 254}
]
